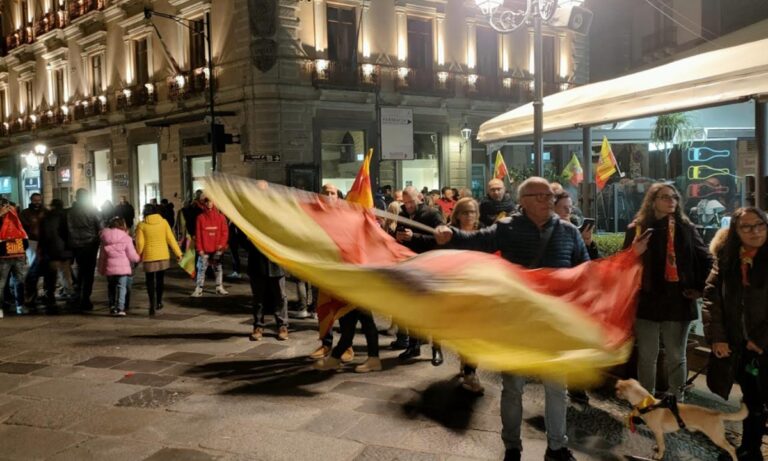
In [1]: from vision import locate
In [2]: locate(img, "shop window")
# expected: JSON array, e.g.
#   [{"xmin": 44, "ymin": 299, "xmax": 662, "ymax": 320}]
[
  {"xmin": 91, "ymin": 54, "xmax": 103, "ymax": 95},
  {"xmin": 24, "ymin": 80, "xmax": 34, "ymax": 114},
  {"xmin": 93, "ymin": 149, "xmax": 111, "ymax": 209},
  {"xmin": 407, "ymin": 18, "xmax": 433, "ymax": 71},
  {"xmin": 189, "ymin": 18, "xmax": 206, "ymax": 70},
  {"xmin": 188, "ymin": 156, "xmax": 212, "ymax": 195},
  {"xmin": 476, "ymin": 27, "xmax": 498, "ymax": 77},
  {"xmin": 320, "ymin": 129, "xmax": 365, "ymax": 194},
  {"xmin": 327, "ymin": 6, "xmax": 356, "ymax": 63},
  {"xmin": 136, "ymin": 143, "xmax": 159, "ymax": 207},
  {"xmin": 53, "ymin": 68, "xmax": 65, "ymax": 106},
  {"xmin": 134, "ymin": 38, "xmax": 149, "ymax": 86},
  {"xmin": 402, "ymin": 132, "xmax": 439, "ymax": 192}
]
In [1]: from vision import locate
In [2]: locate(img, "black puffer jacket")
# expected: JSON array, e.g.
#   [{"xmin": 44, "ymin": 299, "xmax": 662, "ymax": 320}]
[
  {"xmin": 39, "ymin": 209, "xmax": 71, "ymax": 260},
  {"xmin": 66, "ymin": 201, "xmax": 102, "ymax": 249},
  {"xmin": 479, "ymin": 194, "xmax": 516, "ymax": 227},
  {"xmin": 398, "ymin": 203, "xmax": 445, "ymax": 254}
]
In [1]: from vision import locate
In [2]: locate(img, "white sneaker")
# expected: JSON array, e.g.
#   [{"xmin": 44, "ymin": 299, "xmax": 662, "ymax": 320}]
[
  {"xmin": 191, "ymin": 287, "xmax": 204, "ymax": 297},
  {"xmin": 16, "ymin": 306, "xmax": 29, "ymax": 315},
  {"xmin": 228, "ymin": 272, "xmax": 241, "ymax": 279},
  {"xmin": 0, "ymin": 308, "xmax": 4, "ymax": 319},
  {"xmin": 215, "ymin": 285, "xmax": 229, "ymax": 295},
  {"xmin": 293, "ymin": 309, "xmax": 310, "ymax": 319}
]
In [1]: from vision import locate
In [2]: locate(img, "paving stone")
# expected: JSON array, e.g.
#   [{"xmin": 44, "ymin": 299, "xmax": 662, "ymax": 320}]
[
  {"xmin": 47, "ymin": 436, "xmax": 162, "ymax": 461},
  {"xmin": 117, "ymin": 372, "xmax": 177, "ymax": 387},
  {"xmin": 0, "ymin": 424, "xmax": 88, "ymax": 459},
  {"xmin": 143, "ymin": 447, "xmax": 219, "ymax": 461},
  {"xmin": 67, "ymin": 366, "xmax": 132, "ymax": 383},
  {"xmin": 116, "ymin": 387, "xmax": 191, "ymax": 409},
  {"xmin": 75, "ymin": 356, "xmax": 129, "ymax": 368},
  {"xmin": 11, "ymin": 378, "xmax": 138, "ymax": 405},
  {"xmin": 353, "ymin": 445, "xmax": 439, "ymax": 461},
  {"xmin": 5, "ymin": 399, "xmax": 103, "ymax": 429},
  {"xmin": 157, "ymin": 352, "xmax": 215, "ymax": 363},
  {"xmin": 72, "ymin": 406, "xmax": 168, "ymax": 436},
  {"xmin": 0, "ymin": 397, "xmax": 27, "ymax": 423},
  {"xmin": 341, "ymin": 413, "xmax": 430, "ymax": 447},
  {"xmin": 158, "ymin": 363, "xmax": 196, "ymax": 377},
  {"xmin": 111, "ymin": 359, "xmax": 176, "ymax": 373},
  {"xmin": 331, "ymin": 380, "xmax": 420, "ymax": 404},
  {"xmin": 0, "ymin": 362, "xmax": 48, "ymax": 375},
  {"xmin": 400, "ymin": 426, "xmax": 505, "ymax": 459},
  {"xmin": 149, "ymin": 313, "xmax": 198, "ymax": 321},
  {"xmin": 29, "ymin": 365, "xmax": 79, "ymax": 378},
  {"xmin": 0, "ymin": 374, "xmax": 32, "ymax": 393},
  {"xmin": 237, "ymin": 343, "xmax": 290, "ymax": 357},
  {"xmin": 5, "ymin": 350, "xmax": 61, "ymax": 363},
  {"xmin": 301, "ymin": 408, "xmax": 366, "ymax": 438}
]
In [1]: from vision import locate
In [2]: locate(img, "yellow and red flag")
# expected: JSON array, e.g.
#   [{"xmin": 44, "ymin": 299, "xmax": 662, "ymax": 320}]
[
  {"xmin": 561, "ymin": 153, "xmax": 584, "ymax": 186},
  {"xmin": 344, "ymin": 148, "xmax": 374, "ymax": 208},
  {"xmin": 596, "ymin": 136, "xmax": 618, "ymax": 191},
  {"xmin": 204, "ymin": 174, "xmax": 643, "ymax": 385},
  {"xmin": 493, "ymin": 151, "xmax": 509, "ymax": 181},
  {"xmin": 179, "ymin": 236, "xmax": 196, "ymax": 278}
]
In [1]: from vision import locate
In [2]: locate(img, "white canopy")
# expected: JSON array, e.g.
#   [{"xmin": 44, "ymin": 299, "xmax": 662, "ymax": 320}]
[{"xmin": 478, "ymin": 37, "xmax": 768, "ymax": 143}]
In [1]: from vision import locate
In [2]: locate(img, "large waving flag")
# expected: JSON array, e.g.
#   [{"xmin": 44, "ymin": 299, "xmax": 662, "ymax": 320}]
[
  {"xmin": 204, "ymin": 174, "xmax": 643, "ymax": 385},
  {"xmin": 561, "ymin": 153, "xmax": 584, "ymax": 186},
  {"xmin": 596, "ymin": 137, "xmax": 619, "ymax": 191},
  {"xmin": 493, "ymin": 151, "xmax": 509, "ymax": 181}
]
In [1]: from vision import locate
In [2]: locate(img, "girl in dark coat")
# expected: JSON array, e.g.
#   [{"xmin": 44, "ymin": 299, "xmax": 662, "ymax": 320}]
[
  {"xmin": 704, "ymin": 207, "xmax": 768, "ymax": 460},
  {"xmin": 622, "ymin": 183, "xmax": 712, "ymax": 399}
]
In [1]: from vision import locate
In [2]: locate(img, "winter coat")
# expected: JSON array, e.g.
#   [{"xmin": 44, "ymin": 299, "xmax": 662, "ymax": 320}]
[
  {"xmin": 19, "ymin": 206, "xmax": 45, "ymax": 241},
  {"xmin": 239, "ymin": 231, "xmax": 285, "ymax": 278},
  {"xmin": 479, "ymin": 194, "xmax": 516, "ymax": 227},
  {"xmin": 623, "ymin": 217, "xmax": 712, "ymax": 321},
  {"xmin": 451, "ymin": 213, "xmax": 589, "ymax": 269},
  {"xmin": 397, "ymin": 203, "xmax": 445, "ymax": 254},
  {"xmin": 98, "ymin": 228, "xmax": 140, "ymax": 276},
  {"xmin": 115, "ymin": 202, "xmax": 136, "ymax": 229},
  {"xmin": 67, "ymin": 201, "xmax": 102, "ymax": 249},
  {"xmin": 135, "ymin": 214, "xmax": 183, "ymax": 263},
  {"xmin": 195, "ymin": 206, "xmax": 228, "ymax": 254},
  {"xmin": 183, "ymin": 201, "xmax": 204, "ymax": 237},
  {"xmin": 38, "ymin": 209, "xmax": 70, "ymax": 260}
]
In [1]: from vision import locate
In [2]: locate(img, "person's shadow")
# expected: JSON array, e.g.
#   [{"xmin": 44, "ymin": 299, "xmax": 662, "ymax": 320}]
[{"xmin": 401, "ymin": 377, "xmax": 483, "ymax": 433}]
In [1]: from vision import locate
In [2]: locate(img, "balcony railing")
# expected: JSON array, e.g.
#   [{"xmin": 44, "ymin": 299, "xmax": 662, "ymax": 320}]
[
  {"xmin": 311, "ymin": 60, "xmax": 379, "ymax": 90},
  {"xmin": 38, "ymin": 107, "xmax": 73, "ymax": 128},
  {"xmin": 395, "ymin": 67, "xmax": 454, "ymax": 96},
  {"xmin": 168, "ymin": 68, "xmax": 213, "ymax": 101},
  {"xmin": 116, "ymin": 84, "xmax": 157, "ymax": 110},
  {"xmin": 68, "ymin": 0, "xmax": 106, "ymax": 22},
  {"xmin": 73, "ymin": 96, "xmax": 109, "ymax": 120},
  {"xmin": 35, "ymin": 9, "xmax": 67, "ymax": 37},
  {"xmin": 5, "ymin": 26, "xmax": 34, "ymax": 53}
]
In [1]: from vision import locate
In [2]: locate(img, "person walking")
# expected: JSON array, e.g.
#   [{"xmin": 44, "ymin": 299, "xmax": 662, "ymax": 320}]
[
  {"xmin": 97, "ymin": 217, "xmax": 139, "ymax": 316},
  {"xmin": 135, "ymin": 204, "xmax": 182, "ymax": 315},
  {"xmin": 0, "ymin": 198, "xmax": 29, "ymax": 317},
  {"xmin": 66, "ymin": 188, "xmax": 102, "ymax": 312},
  {"xmin": 20, "ymin": 193, "xmax": 46, "ymax": 307},
  {"xmin": 115, "ymin": 196, "xmax": 136, "ymax": 230},
  {"xmin": 38, "ymin": 199, "xmax": 73, "ymax": 313},
  {"xmin": 703, "ymin": 207, "xmax": 768, "ymax": 461},
  {"xmin": 622, "ymin": 183, "xmax": 712, "ymax": 400},
  {"xmin": 191, "ymin": 195, "xmax": 228, "ymax": 297},
  {"xmin": 240, "ymin": 232, "xmax": 289, "ymax": 341}
]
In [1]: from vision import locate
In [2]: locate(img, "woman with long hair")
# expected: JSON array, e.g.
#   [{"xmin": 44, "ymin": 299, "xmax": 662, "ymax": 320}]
[
  {"xmin": 622, "ymin": 183, "xmax": 712, "ymax": 399},
  {"xmin": 704, "ymin": 207, "xmax": 768, "ymax": 460},
  {"xmin": 135, "ymin": 204, "xmax": 182, "ymax": 316}
]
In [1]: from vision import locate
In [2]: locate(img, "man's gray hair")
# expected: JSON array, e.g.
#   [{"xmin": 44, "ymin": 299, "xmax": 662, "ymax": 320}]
[{"xmin": 517, "ymin": 176, "xmax": 551, "ymax": 197}]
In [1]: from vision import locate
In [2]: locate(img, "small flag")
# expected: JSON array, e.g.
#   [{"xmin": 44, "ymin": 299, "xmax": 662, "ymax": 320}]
[
  {"xmin": 179, "ymin": 237, "xmax": 196, "ymax": 278},
  {"xmin": 561, "ymin": 153, "xmax": 584, "ymax": 186},
  {"xmin": 345, "ymin": 148, "xmax": 374, "ymax": 208},
  {"xmin": 493, "ymin": 151, "xmax": 509, "ymax": 181},
  {"xmin": 596, "ymin": 137, "xmax": 618, "ymax": 191}
]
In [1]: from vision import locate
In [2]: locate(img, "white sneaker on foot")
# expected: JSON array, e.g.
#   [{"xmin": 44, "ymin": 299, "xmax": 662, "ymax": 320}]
[
  {"xmin": 191, "ymin": 287, "xmax": 204, "ymax": 297},
  {"xmin": 215, "ymin": 285, "xmax": 229, "ymax": 295},
  {"xmin": 293, "ymin": 309, "xmax": 310, "ymax": 319}
]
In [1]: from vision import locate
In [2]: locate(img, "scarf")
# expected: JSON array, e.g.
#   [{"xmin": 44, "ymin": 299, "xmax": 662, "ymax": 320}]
[
  {"xmin": 740, "ymin": 246, "xmax": 758, "ymax": 287},
  {"xmin": 664, "ymin": 215, "xmax": 679, "ymax": 282}
]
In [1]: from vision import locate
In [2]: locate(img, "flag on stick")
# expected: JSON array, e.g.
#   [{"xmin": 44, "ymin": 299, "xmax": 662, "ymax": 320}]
[
  {"xmin": 493, "ymin": 151, "xmax": 509, "ymax": 181},
  {"xmin": 561, "ymin": 153, "xmax": 584, "ymax": 186},
  {"xmin": 179, "ymin": 237, "xmax": 196, "ymax": 278},
  {"xmin": 596, "ymin": 137, "xmax": 619, "ymax": 191}
]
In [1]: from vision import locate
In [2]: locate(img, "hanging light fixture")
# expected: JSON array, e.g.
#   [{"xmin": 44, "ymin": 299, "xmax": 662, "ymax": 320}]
[{"xmin": 461, "ymin": 123, "xmax": 472, "ymax": 142}]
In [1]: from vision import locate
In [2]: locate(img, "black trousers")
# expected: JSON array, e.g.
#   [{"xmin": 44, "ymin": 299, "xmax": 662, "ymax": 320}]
[
  {"xmin": 331, "ymin": 309, "xmax": 379, "ymax": 359},
  {"xmin": 73, "ymin": 245, "xmax": 98, "ymax": 308},
  {"xmin": 249, "ymin": 274, "xmax": 288, "ymax": 328},
  {"xmin": 145, "ymin": 270, "xmax": 166, "ymax": 307},
  {"xmin": 737, "ymin": 347, "xmax": 768, "ymax": 451}
]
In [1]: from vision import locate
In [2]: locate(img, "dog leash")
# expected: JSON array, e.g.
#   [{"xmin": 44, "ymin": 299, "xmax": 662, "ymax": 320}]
[{"xmin": 628, "ymin": 395, "xmax": 687, "ymax": 432}]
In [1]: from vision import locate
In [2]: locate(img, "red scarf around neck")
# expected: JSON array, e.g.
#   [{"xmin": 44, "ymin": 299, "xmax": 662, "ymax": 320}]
[{"xmin": 664, "ymin": 215, "xmax": 680, "ymax": 282}]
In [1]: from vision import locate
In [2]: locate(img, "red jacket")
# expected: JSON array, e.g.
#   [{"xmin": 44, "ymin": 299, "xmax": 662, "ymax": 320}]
[{"xmin": 195, "ymin": 206, "xmax": 228, "ymax": 254}]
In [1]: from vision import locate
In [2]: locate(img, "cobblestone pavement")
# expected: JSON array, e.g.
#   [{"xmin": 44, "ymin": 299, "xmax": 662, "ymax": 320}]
[{"xmin": 0, "ymin": 269, "xmax": 758, "ymax": 460}]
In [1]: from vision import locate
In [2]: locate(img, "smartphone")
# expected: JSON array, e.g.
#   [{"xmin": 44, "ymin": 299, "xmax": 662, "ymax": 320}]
[
  {"xmin": 396, "ymin": 225, "xmax": 406, "ymax": 233},
  {"xmin": 639, "ymin": 228, "xmax": 654, "ymax": 240},
  {"xmin": 579, "ymin": 218, "xmax": 595, "ymax": 232}
]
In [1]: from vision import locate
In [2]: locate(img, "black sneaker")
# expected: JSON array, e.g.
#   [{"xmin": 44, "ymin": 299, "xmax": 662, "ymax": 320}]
[
  {"xmin": 503, "ymin": 448, "xmax": 521, "ymax": 461},
  {"xmin": 390, "ymin": 338, "xmax": 409, "ymax": 350},
  {"xmin": 544, "ymin": 447, "xmax": 576, "ymax": 461},
  {"xmin": 110, "ymin": 308, "xmax": 120, "ymax": 316}
]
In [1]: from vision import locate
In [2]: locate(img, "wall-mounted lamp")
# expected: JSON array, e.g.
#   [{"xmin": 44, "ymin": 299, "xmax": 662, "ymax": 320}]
[{"xmin": 461, "ymin": 123, "xmax": 472, "ymax": 142}]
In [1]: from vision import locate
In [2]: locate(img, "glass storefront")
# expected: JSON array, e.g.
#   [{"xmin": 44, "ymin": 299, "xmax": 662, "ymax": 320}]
[
  {"xmin": 188, "ymin": 156, "xmax": 213, "ymax": 194},
  {"xmin": 379, "ymin": 132, "xmax": 441, "ymax": 192},
  {"xmin": 20, "ymin": 157, "xmax": 41, "ymax": 209},
  {"xmin": 136, "ymin": 143, "xmax": 160, "ymax": 207},
  {"xmin": 320, "ymin": 129, "xmax": 365, "ymax": 194},
  {"xmin": 92, "ymin": 148, "xmax": 112, "ymax": 209}
]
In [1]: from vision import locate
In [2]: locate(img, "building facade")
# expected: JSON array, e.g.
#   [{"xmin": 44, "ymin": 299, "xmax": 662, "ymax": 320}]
[{"xmin": 0, "ymin": 0, "xmax": 589, "ymax": 211}]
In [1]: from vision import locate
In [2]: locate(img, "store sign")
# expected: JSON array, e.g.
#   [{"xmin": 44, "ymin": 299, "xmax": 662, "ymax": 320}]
[
  {"xmin": 114, "ymin": 173, "xmax": 129, "ymax": 187},
  {"xmin": 241, "ymin": 153, "xmax": 281, "ymax": 163},
  {"xmin": 381, "ymin": 107, "xmax": 414, "ymax": 160},
  {"xmin": 59, "ymin": 168, "xmax": 71, "ymax": 183},
  {"xmin": 24, "ymin": 177, "xmax": 40, "ymax": 190}
]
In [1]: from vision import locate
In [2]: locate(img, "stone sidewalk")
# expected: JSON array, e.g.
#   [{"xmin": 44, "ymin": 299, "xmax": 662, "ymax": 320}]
[{"xmin": 0, "ymin": 269, "xmax": 754, "ymax": 460}]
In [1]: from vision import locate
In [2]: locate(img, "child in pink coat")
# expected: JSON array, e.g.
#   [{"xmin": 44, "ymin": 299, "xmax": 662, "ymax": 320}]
[{"xmin": 98, "ymin": 217, "xmax": 140, "ymax": 316}]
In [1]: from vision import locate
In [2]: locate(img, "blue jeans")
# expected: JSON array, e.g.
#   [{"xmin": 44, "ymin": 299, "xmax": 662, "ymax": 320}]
[
  {"xmin": 500, "ymin": 374, "xmax": 567, "ymax": 451},
  {"xmin": 0, "ymin": 258, "xmax": 28, "ymax": 308},
  {"xmin": 634, "ymin": 318, "xmax": 691, "ymax": 399},
  {"xmin": 107, "ymin": 275, "xmax": 131, "ymax": 311},
  {"xmin": 196, "ymin": 253, "xmax": 223, "ymax": 288}
]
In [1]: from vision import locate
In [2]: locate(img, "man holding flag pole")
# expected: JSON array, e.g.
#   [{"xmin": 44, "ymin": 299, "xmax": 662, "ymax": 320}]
[{"xmin": 479, "ymin": 152, "xmax": 517, "ymax": 227}]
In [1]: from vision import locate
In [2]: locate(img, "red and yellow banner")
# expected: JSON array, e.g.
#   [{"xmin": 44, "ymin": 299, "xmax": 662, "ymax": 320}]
[
  {"xmin": 493, "ymin": 151, "xmax": 509, "ymax": 181},
  {"xmin": 596, "ymin": 136, "xmax": 618, "ymax": 191},
  {"xmin": 204, "ymin": 174, "xmax": 642, "ymax": 385}
]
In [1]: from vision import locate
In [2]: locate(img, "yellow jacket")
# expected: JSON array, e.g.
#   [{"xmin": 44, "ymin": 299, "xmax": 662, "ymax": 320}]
[{"xmin": 135, "ymin": 214, "xmax": 182, "ymax": 262}]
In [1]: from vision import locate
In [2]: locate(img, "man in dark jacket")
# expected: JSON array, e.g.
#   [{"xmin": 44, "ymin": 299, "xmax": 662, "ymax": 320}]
[
  {"xmin": 20, "ymin": 193, "xmax": 46, "ymax": 307},
  {"xmin": 39, "ymin": 199, "xmax": 72, "ymax": 311},
  {"xmin": 114, "ymin": 195, "xmax": 135, "ymax": 230},
  {"xmin": 394, "ymin": 186, "xmax": 445, "ymax": 361},
  {"xmin": 435, "ymin": 177, "xmax": 589, "ymax": 461},
  {"xmin": 479, "ymin": 178, "xmax": 516, "ymax": 227},
  {"xmin": 182, "ymin": 190, "xmax": 205, "ymax": 238},
  {"xmin": 67, "ymin": 189, "xmax": 102, "ymax": 311}
]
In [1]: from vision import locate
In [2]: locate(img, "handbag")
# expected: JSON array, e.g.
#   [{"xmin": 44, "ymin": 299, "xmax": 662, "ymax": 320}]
[{"xmin": 706, "ymin": 351, "xmax": 736, "ymax": 400}]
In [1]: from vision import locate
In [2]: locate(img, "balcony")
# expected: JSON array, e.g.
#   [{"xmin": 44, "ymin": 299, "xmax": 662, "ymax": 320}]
[
  {"xmin": 68, "ymin": 0, "xmax": 106, "ymax": 22},
  {"xmin": 116, "ymin": 84, "xmax": 157, "ymax": 110},
  {"xmin": 311, "ymin": 60, "xmax": 379, "ymax": 91},
  {"xmin": 38, "ymin": 107, "xmax": 73, "ymax": 129},
  {"xmin": 168, "ymin": 68, "xmax": 213, "ymax": 101},
  {"xmin": 395, "ymin": 68, "xmax": 454, "ymax": 96},
  {"xmin": 73, "ymin": 96, "xmax": 109, "ymax": 120},
  {"xmin": 5, "ymin": 26, "xmax": 34, "ymax": 53},
  {"xmin": 35, "ymin": 10, "xmax": 67, "ymax": 37},
  {"xmin": 466, "ymin": 75, "xmax": 533, "ymax": 102}
]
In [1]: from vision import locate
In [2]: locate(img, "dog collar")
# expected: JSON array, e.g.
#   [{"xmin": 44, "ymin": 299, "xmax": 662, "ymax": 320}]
[{"xmin": 628, "ymin": 396, "xmax": 656, "ymax": 433}]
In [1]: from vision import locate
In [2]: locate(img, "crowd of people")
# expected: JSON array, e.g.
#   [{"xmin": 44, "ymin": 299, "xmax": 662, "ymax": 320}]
[{"xmin": 1, "ymin": 177, "xmax": 766, "ymax": 461}]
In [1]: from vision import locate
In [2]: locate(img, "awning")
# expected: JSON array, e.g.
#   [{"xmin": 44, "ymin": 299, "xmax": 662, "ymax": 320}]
[{"xmin": 478, "ymin": 38, "xmax": 768, "ymax": 143}]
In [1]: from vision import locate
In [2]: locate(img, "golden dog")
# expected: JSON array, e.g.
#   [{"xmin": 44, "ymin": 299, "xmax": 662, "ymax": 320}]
[{"xmin": 615, "ymin": 379, "xmax": 747, "ymax": 460}]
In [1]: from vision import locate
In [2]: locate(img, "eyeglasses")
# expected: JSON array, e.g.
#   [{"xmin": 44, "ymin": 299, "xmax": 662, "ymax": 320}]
[
  {"xmin": 521, "ymin": 193, "xmax": 554, "ymax": 202},
  {"xmin": 738, "ymin": 222, "xmax": 768, "ymax": 234},
  {"xmin": 656, "ymin": 193, "xmax": 679, "ymax": 202}
]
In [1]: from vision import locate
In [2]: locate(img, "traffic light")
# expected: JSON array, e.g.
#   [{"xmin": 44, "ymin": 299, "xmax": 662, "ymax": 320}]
[{"xmin": 206, "ymin": 124, "xmax": 240, "ymax": 153}]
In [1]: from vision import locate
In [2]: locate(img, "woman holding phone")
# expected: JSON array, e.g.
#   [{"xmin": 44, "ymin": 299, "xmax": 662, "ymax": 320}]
[{"xmin": 622, "ymin": 183, "xmax": 712, "ymax": 399}]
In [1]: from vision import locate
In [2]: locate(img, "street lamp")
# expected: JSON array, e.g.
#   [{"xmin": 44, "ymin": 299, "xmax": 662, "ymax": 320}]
[
  {"xmin": 144, "ymin": 8, "xmax": 217, "ymax": 172},
  {"xmin": 474, "ymin": 0, "xmax": 560, "ymax": 176}
]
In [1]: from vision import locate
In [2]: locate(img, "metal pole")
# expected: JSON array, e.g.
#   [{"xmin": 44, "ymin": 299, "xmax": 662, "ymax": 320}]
[
  {"xmin": 532, "ymin": 1, "xmax": 544, "ymax": 177},
  {"xmin": 206, "ymin": 12, "xmax": 216, "ymax": 172},
  {"xmin": 757, "ymin": 100, "xmax": 768, "ymax": 210},
  {"xmin": 581, "ymin": 127, "xmax": 592, "ymax": 217}
]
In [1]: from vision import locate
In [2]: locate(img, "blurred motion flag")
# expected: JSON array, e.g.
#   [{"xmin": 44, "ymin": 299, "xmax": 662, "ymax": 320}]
[
  {"xmin": 316, "ymin": 148, "xmax": 374, "ymax": 337},
  {"xmin": 561, "ymin": 153, "xmax": 584, "ymax": 186},
  {"xmin": 493, "ymin": 151, "xmax": 509, "ymax": 181},
  {"xmin": 179, "ymin": 237, "xmax": 196, "ymax": 278},
  {"xmin": 205, "ymin": 174, "xmax": 643, "ymax": 385},
  {"xmin": 596, "ymin": 137, "xmax": 618, "ymax": 191}
]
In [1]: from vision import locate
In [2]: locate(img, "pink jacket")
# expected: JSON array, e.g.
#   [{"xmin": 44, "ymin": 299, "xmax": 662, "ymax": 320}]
[{"xmin": 98, "ymin": 228, "xmax": 140, "ymax": 276}]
